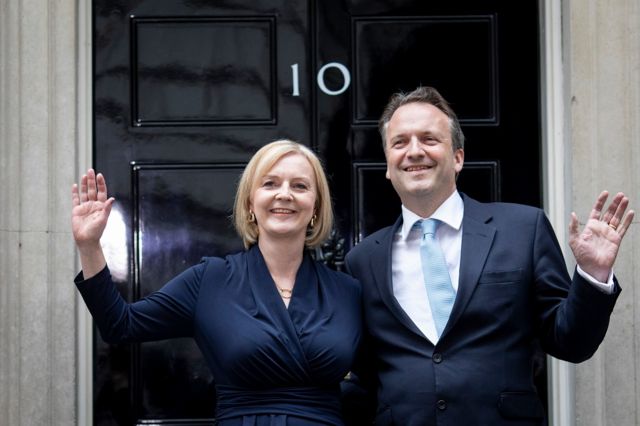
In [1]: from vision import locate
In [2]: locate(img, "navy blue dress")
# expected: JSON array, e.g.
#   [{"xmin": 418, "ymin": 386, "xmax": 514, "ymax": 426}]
[{"xmin": 75, "ymin": 245, "xmax": 362, "ymax": 425}]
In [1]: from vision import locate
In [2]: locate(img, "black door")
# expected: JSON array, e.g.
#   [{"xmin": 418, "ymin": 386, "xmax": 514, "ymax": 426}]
[{"xmin": 93, "ymin": 0, "xmax": 541, "ymax": 424}]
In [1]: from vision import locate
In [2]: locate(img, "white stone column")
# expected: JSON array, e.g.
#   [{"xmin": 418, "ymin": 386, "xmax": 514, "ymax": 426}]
[
  {"xmin": 0, "ymin": 0, "xmax": 79, "ymax": 424},
  {"xmin": 566, "ymin": 0, "xmax": 640, "ymax": 425}
]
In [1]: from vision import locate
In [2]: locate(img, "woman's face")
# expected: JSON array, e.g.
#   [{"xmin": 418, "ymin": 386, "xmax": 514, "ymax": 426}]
[{"xmin": 250, "ymin": 152, "xmax": 317, "ymax": 244}]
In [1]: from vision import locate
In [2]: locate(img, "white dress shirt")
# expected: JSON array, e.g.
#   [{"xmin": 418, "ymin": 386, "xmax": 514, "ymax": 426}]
[
  {"xmin": 391, "ymin": 191, "xmax": 464, "ymax": 343},
  {"xmin": 391, "ymin": 190, "xmax": 614, "ymax": 344}
]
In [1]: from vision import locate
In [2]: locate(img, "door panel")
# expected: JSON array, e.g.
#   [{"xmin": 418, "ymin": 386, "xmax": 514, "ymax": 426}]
[
  {"xmin": 132, "ymin": 17, "xmax": 277, "ymax": 125},
  {"xmin": 352, "ymin": 16, "xmax": 497, "ymax": 124},
  {"xmin": 93, "ymin": 0, "xmax": 541, "ymax": 424},
  {"xmin": 315, "ymin": 0, "xmax": 541, "ymax": 246}
]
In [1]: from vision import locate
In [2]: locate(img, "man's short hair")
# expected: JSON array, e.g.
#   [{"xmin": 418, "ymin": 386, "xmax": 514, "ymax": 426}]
[{"xmin": 379, "ymin": 86, "xmax": 465, "ymax": 152}]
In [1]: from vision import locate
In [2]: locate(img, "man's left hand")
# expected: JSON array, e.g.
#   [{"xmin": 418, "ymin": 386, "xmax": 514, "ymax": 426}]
[{"xmin": 569, "ymin": 191, "xmax": 634, "ymax": 282}]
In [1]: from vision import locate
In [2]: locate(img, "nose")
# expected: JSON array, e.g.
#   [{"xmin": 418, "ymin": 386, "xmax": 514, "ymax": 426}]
[
  {"xmin": 275, "ymin": 183, "xmax": 293, "ymax": 200},
  {"xmin": 406, "ymin": 136, "xmax": 424, "ymax": 158}
]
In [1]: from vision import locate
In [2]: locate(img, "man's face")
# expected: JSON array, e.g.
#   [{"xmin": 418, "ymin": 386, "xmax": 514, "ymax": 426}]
[{"xmin": 384, "ymin": 102, "xmax": 464, "ymax": 209}]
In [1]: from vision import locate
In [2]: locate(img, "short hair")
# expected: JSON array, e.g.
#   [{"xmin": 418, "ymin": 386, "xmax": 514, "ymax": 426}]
[
  {"xmin": 378, "ymin": 86, "xmax": 465, "ymax": 152},
  {"xmin": 233, "ymin": 139, "xmax": 333, "ymax": 249}
]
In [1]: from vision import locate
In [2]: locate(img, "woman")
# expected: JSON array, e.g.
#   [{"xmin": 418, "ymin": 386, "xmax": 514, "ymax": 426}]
[{"xmin": 72, "ymin": 140, "xmax": 362, "ymax": 425}]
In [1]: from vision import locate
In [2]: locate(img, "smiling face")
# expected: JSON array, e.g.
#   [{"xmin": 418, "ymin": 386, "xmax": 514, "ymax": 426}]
[
  {"xmin": 384, "ymin": 102, "xmax": 464, "ymax": 216},
  {"xmin": 250, "ymin": 152, "xmax": 317, "ymax": 245}
]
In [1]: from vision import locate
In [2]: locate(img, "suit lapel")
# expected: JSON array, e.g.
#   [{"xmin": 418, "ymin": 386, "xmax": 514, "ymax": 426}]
[
  {"xmin": 443, "ymin": 196, "xmax": 495, "ymax": 337},
  {"xmin": 368, "ymin": 216, "xmax": 428, "ymax": 340}
]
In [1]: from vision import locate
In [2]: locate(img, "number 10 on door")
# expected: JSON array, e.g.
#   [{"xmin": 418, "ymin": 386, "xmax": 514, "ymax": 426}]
[{"xmin": 291, "ymin": 63, "xmax": 351, "ymax": 96}]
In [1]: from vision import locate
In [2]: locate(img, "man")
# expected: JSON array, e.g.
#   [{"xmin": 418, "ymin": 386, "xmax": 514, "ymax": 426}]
[{"xmin": 344, "ymin": 87, "xmax": 634, "ymax": 425}]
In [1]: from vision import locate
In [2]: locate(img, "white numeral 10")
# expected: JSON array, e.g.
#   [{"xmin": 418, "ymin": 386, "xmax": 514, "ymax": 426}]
[{"xmin": 291, "ymin": 62, "xmax": 351, "ymax": 96}]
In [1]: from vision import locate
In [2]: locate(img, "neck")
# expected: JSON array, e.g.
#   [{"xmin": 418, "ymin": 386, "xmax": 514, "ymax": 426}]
[
  {"xmin": 403, "ymin": 187, "xmax": 456, "ymax": 218},
  {"xmin": 257, "ymin": 237, "xmax": 305, "ymax": 280}
]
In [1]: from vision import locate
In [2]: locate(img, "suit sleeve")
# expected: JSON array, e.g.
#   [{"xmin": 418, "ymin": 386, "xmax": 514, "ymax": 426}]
[
  {"xmin": 75, "ymin": 260, "xmax": 206, "ymax": 343},
  {"xmin": 534, "ymin": 210, "xmax": 620, "ymax": 362},
  {"xmin": 341, "ymin": 255, "xmax": 377, "ymax": 425}
]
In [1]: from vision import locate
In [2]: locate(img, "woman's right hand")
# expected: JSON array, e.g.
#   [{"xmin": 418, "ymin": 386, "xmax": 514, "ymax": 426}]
[{"xmin": 72, "ymin": 169, "xmax": 115, "ymax": 250}]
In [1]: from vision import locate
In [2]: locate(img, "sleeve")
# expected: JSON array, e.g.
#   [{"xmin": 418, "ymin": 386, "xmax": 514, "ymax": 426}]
[
  {"xmin": 341, "ymin": 333, "xmax": 377, "ymax": 426},
  {"xmin": 533, "ymin": 210, "xmax": 621, "ymax": 362},
  {"xmin": 576, "ymin": 265, "xmax": 615, "ymax": 294},
  {"xmin": 341, "ymin": 256, "xmax": 377, "ymax": 425},
  {"xmin": 75, "ymin": 260, "xmax": 207, "ymax": 343}
]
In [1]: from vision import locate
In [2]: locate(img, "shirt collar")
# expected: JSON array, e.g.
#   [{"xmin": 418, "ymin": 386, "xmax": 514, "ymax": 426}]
[{"xmin": 399, "ymin": 191, "xmax": 464, "ymax": 240}]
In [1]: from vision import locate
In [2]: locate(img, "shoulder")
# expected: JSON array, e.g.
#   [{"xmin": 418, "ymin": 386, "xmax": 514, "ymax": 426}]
[
  {"xmin": 197, "ymin": 255, "xmax": 227, "ymax": 270},
  {"xmin": 195, "ymin": 251, "xmax": 247, "ymax": 280},
  {"xmin": 191, "ymin": 251, "xmax": 248, "ymax": 294},
  {"xmin": 463, "ymin": 194, "xmax": 544, "ymax": 225},
  {"xmin": 315, "ymin": 261, "xmax": 361, "ymax": 296},
  {"xmin": 199, "ymin": 249, "xmax": 248, "ymax": 266},
  {"xmin": 489, "ymin": 202, "xmax": 541, "ymax": 222},
  {"xmin": 347, "ymin": 223, "xmax": 396, "ymax": 257}
]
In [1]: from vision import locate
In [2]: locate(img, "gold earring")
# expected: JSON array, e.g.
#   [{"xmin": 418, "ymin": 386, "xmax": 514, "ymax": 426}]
[
  {"xmin": 310, "ymin": 214, "xmax": 317, "ymax": 228},
  {"xmin": 248, "ymin": 211, "xmax": 255, "ymax": 223}
]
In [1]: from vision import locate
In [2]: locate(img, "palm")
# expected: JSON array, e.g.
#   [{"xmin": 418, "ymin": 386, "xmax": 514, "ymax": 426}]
[
  {"xmin": 570, "ymin": 219, "xmax": 621, "ymax": 271},
  {"xmin": 569, "ymin": 191, "xmax": 634, "ymax": 282},
  {"xmin": 72, "ymin": 199, "xmax": 111, "ymax": 243},
  {"xmin": 71, "ymin": 169, "xmax": 115, "ymax": 247}
]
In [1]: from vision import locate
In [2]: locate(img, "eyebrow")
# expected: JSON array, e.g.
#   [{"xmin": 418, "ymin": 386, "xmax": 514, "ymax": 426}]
[
  {"xmin": 261, "ymin": 174, "xmax": 312, "ymax": 182},
  {"xmin": 391, "ymin": 130, "xmax": 443, "ymax": 140}
]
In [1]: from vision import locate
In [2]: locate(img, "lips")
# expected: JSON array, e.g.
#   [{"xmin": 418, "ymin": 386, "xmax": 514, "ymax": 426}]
[
  {"xmin": 404, "ymin": 165, "xmax": 433, "ymax": 172},
  {"xmin": 270, "ymin": 208, "xmax": 295, "ymax": 214}
]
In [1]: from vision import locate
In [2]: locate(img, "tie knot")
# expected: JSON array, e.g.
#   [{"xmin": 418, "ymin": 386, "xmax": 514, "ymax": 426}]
[{"xmin": 420, "ymin": 218, "xmax": 439, "ymax": 236}]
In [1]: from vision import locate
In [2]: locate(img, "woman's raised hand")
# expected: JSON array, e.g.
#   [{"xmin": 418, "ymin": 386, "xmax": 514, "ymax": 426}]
[{"xmin": 71, "ymin": 169, "xmax": 115, "ymax": 250}]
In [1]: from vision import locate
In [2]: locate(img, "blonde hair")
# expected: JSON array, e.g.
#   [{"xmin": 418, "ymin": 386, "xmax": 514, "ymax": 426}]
[{"xmin": 233, "ymin": 139, "xmax": 333, "ymax": 249}]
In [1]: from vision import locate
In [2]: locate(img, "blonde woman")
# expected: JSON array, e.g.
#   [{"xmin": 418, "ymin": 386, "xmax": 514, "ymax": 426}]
[{"xmin": 72, "ymin": 140, "xmax": 362, "ymax": 425}]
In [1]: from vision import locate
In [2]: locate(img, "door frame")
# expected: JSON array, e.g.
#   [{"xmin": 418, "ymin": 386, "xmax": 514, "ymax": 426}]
[
  {"xmin": 76, "ymin": 0, "xmax": 94, "ymax": 425},
  {"xmin": 75, "ymin": 1, "xmax": 573, "ymax": 424},
  {"xmin": 540, "ymin": 1, "xmax": 575, "ymax": 426}
]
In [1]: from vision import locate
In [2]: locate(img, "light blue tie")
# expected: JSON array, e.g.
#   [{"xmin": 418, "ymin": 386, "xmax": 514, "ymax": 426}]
[{"xmin": 419, "ymin": 219, "xmax": 456, "ymax": 338}]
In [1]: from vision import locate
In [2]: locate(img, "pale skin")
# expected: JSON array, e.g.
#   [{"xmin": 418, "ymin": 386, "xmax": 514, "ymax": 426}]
[
  {"xmin": 72, "ymin": 163, "xmax": 317, "ymax": 307},
  {"xmin": 71, "ymin": 169, "xmax": 115, "ymax": 279},
  {"xmin": 383, "ymin": 103, "xmax": 463, "ymax": 218},
  {"xmin": 568, "ymin": 191, "xmax": 634, "ymax": 282},
  {"xmin": 249, "ymin": 153, "xmax": 318, "ymax": 307},
  {"xmin": 383, "ymin": 102, "xmax": 635, "ymax": 284}
]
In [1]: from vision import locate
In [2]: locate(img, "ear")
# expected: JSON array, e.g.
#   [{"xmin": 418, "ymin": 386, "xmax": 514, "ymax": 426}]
[
  {"xmin": 385, "ymin": 167, "xmax": 391, "ymax": 180},
  {"xmin": 454, "ymin": 149, "xmax": 464, "ymax": 173}
]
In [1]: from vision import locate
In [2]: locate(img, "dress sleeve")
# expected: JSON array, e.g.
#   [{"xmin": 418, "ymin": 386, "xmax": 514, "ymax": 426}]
[{"xmin": 75, "ymin": 260, "xmax": 206, "ymax": 343}]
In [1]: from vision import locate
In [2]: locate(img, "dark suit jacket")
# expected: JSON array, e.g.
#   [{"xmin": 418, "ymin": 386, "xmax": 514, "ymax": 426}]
[{"xmin": 344, "ymin": 194, "xmax": 620, "ymax": 426}]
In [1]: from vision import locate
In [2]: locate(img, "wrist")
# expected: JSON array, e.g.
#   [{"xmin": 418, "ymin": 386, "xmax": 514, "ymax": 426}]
[
  {"xmin": 76, "ymin": 243, "xmax": 107, "ymax": 280},
  {"xmin": 76, "ymin": 240, "xmax": 103, "ymax": 254},
  {"xmin": 578, "ymin": 265, "xmax": 611, "ymax": 283}
]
